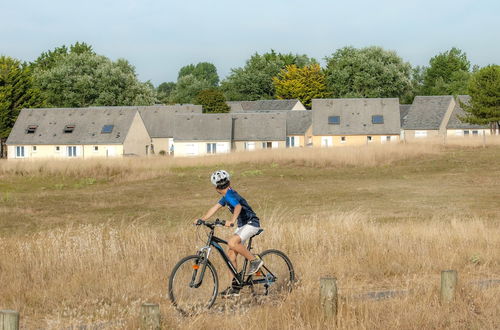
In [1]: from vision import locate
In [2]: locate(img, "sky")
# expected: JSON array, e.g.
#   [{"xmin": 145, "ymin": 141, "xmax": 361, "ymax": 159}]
[{"xmin": 1, "ymin": 0, "xmax": 499, "ymax": 86}]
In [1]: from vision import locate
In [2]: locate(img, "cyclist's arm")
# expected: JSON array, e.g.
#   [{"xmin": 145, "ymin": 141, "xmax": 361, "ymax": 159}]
[
  {"xmin": 227, "ymin": 204, "xmax": 241, "ymax": 227},
  {"xmin": 200, "ymin": 203, "xmax": 223, "ymax": 221}
]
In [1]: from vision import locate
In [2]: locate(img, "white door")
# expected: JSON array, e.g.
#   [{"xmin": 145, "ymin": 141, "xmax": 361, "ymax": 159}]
[
  {"xmin": 185, "ymin": 143, "xmax": 198, "ymax": 156},
  {"xmin": 321, "ymin": 137, "xmax": 332, "ymax": 147},
  {"xmin": 246, "ymin": 142, "xmax": 255, "ymax": 151},
  {"xmin": 271, "ymin": 141, "xmax": 279, "ymax": 148},
  {"xmin": 107, "ymin": 146, "xmax": 116, "ymax": 157}
]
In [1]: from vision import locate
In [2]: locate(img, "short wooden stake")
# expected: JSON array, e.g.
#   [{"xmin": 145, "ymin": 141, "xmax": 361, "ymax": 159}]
[
  {"xmin": 0, "ymin": 310, "xmax": 19, "ymax": 330},
  {"xmin": 441, "ymin": 270, "xmax": 457, "ymax": 303},
  {"xmin": 141, "ymin": 303, "xmax": 160, "ymax": 330},
  {"xmin": 320, "ymin": 277, "xmax": 338, "ymax": 319}
]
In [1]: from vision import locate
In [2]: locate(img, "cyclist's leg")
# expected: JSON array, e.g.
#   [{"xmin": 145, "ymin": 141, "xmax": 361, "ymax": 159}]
[
  {"xmin": 228, "ymin": 234, "xmax": 255, "ymax": 261},
  {"xmin": 227, "ymin": 245, "xmax": 239, "ymax": 281}
]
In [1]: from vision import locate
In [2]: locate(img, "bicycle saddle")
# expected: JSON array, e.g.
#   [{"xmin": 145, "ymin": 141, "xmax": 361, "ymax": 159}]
[{"xmin": 252, "ymin": 229, "xmax": 264, "ymax": 238}]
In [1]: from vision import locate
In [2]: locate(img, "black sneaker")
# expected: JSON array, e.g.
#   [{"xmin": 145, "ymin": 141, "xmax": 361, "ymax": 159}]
[
  {"xmin": 247, "ymin": 257, "xmax": 264, "ymax": 275},
  {"xmin": 219, "ymin": 286, "xmax": 240, "ymax": 297}
]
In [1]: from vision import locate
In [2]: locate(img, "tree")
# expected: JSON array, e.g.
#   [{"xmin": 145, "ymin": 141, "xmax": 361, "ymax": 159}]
[
  {"xmin": 0, "ymin": 56, "xmax": 45, "ymax": 156},
  {"xmin": 421, "ymin": 47, "xmax": 471, "ymax": 95},
  {"xmin": 272, "ymin": 64, "xmax": 330, "ymax": 109},
  {"xmin": 460, "ymin": 65, "xmax": 500, "ymax": 133},
  {"xmin": 33, "ymin": 47, "xmax": 156, "ymax": 107},
  {"xmin": 195, "ymin": 88, "xmax": 230, "ymax": 113},
  {"xmin": 221, "ymin": 50, "xmax": 316, "ymax": 101},
  {"xmin": 324, "ymin": 46, "xmax": 412, "ymax": 99},
  {"xmin": 168, "ymin": 74, "xmax": 212, "ymax": 104},
  {"xmin": 178, "ymin": 62, "xmax": 219, "ymax": 87},
  {"xmin": 157, "ymin": 82, "xmax": 176, "ymax": 104},
  {"xmin": 32, "ymin": 42, "xmax": 94, "ymax": 71}
]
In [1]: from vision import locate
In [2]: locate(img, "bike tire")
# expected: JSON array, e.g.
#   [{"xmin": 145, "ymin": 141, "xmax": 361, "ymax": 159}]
[
  {"xmin": 168, "ymin": 255, "xmax": 219, "ymax": 315},
  {"xmin": 251, "ymin": 249, "xmax": 295, "ymax": 297}
]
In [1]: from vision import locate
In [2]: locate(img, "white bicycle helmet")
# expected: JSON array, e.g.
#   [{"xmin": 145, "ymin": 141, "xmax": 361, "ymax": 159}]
[{"xmin": 211, "ymin": 170, "xmax": 230, "ymax": 187}]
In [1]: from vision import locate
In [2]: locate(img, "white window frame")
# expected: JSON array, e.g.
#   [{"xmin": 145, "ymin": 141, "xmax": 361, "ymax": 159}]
[
  {"xmin": 206, "ymin": 143, "xmax": 217, "ymax": 154},
  {"xmin": 93, "ymin": 146, "xmax": 99, "ymax": 152},
  {"xmin": 16, "ymin": 146, "xmax": 25, "ymax": 158},
  {"xmin": 55, "ymin": 146, "xmax": 61, "ymax": 152},
  {"xmin": 67, "ymin": 146, "xmax": 77, "ymax": 157},
  {"xmin": 340, "ymin": 136, "xmax": 346, "ymax": 143},
  {"xmin": 367, "ymin": 136, "xmax": 373, "ymax": 143},
  {"xmin": 32, "ymin": 146, "xmax": 37, "ymax": 152},
  {"xmin": 415, "ymin": 131, "xmax": 427, "ymax": 138}
]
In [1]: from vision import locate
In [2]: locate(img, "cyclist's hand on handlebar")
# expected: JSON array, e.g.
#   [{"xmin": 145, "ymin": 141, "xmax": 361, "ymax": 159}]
[
  {"xmin": 194, "ymin": 219, "xmax": 204, "ymax": 225},
  {"xmin": 225, "ymin": 221, "xmax": 235, "ymax": 228}
]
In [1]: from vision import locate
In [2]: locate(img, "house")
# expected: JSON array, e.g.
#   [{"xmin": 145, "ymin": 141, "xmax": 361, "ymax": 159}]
[
  {"xmin": 232, "ymin": 112, "xmax": 287, "ymax": 151},
  {"xmin": 138, "ymin": 104, "xmax": 202, "ymax": 154},
  {"xmin": 227, "ymin": 99, "xmax": 306, "ymax": 112},
  {"xmin": 402, "ymin": 96, "xmax": 456, "ymax": 140},
  {"xmin": 286, "ymin": 110, "xmax": 312, "ymax": 147},
  {"xmin": 312, "ymin": 98, "xmax": 401, "ymax": 147},
  {"xmin": 399, "ymin": 104, "xmax": 411, "ymax": 128},
  {"xmin": 446, "ymin": 95, "xmax": 490, "ymax": 137},
  {"xmin": 173, "ymin": 114, "xmax": 232, "ymax": 157},
  {"xmin": 6, "ymin": 107, "xmax": 151, "ymax": 159}
]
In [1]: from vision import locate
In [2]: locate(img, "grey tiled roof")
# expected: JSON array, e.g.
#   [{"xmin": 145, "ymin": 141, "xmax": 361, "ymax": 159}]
[
  {"xmin": 312, "ymin": 98, "xmax": 401, "ymax": 135},
  {"xmin": 286, "ymin": 110, "xmax": 312, "ymax": 135},
  {"xmin": 173, "ymin": 114, "xmax": 232, "ymax": 141},
  {"xmin": 228, "ymin": 99, "xmax": 304, "ymax": 112},
  {"xmin": 7, "ymin": 107, "xmax": 140, "ymax": 145},
  {"xmin": 138, "ymin": 104, "xmax": 202, "ymax": 138},
  {"xmin": 399, "ymin": 105, "xmax": 411, "ymax": 127},
  {"xmin": 447, "ymin": 95, "xmax": 488, "ymax": 129},
  {"xmin": 403, "ymin": 96, "xmax": 454, "ymax": 130},
  {"xmin": 232, "ymin": 112, "xmax": 286, "ymax": 141}
]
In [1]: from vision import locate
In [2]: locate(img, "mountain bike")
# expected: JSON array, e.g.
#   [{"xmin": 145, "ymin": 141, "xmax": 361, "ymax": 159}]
[{"xmin": 168, "ymin": 219, "xmax": 295, "ymax": 315}]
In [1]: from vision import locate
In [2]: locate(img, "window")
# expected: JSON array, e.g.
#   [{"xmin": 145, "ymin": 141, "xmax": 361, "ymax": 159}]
[
  {"xmin": 463, "ymin": 130, "xmax": 469, "ymax": 136},
  {"xmin": 262, "ymin": 142, "xmax": 272, "ymax": 149},
  {"xmin": 372, "ymin": 115, "xmax": 384, "ymax": 124},
  {"xmin": 206, "ymin": 143, "xmax": 217, "ymax": 154},
  {"xmin": 341, "ymin": 136, "xmax": 346, "ymax": 143},
  {"xmin": 26, "ymin": 125, "xmax": 38, "ymax": 134},
  {"xmin": 94, "ymin": 146, "xmax": 99, "ymax": 152},
  {"xmin": 367, "ymin": 136, "xmax": 373, "ymax": 142},
  {"xmin": 328, "ymin": 116, "xmax": 340, "ymax": 125},
  {"xmin": 472, "ymin": 130, "xmax": 478, "ymax": 136},
  {"xmin": 415, "ymin": 131, "xmax": 427, "ymax": 138},
  {"xmin": 64, "ymin": 125, "xmax": 75, "ymax": 133},
  {"xmin": 101, "ymin": 125, "xmax": 114, "ymax": 134},
  {"xmin": 386, "ymin": 136, "xmax": 391, "ymax": 142},
  {"xmin": 245, "ymin": 142, "xmax": 255, "ymax": 150},
  {"xmin": 67, "ymin": 146, "xmax": 77, "ymax": 157},
  {"xmin": 32, "ymin": 146, "xmax": 37, "ymax": 152},
  {"xmin": 16, "ymin": 146, "xmax": 25, "ymax": 158},
  {"xmin": 286, "ymin": 136, "xmax": 296, "ymax": 148},
  {"xmin": 55, "ymin": 146, "xmax": 60, "ymax": 152}
]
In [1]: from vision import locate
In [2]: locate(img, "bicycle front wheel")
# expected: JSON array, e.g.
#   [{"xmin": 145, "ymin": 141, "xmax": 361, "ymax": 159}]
[
  {"xmin": 252, "ymin": 249, "xmax": 295, "ymax": 297},
  {"xmin": 168, "ymin": 255, "xmax": 218, "ymax": 315}
]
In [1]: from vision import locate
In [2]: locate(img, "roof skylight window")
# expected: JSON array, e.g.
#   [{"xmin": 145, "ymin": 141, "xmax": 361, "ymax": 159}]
[
  {"xmin": 26, "ymin": 125, "xmax": 38, "ymax": 134},
  {"xmin": 101, "ymin": 125, "xmax": 114, "ymax": 134},
  {"xmin": 64, "ymin": 125, "xmax": 75, "ymax": 133}
]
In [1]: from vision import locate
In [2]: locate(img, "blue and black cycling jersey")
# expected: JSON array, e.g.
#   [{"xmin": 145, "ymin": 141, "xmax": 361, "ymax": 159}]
[{"xmin": 218, "ymin": 188, "xmax": 260, "ymax": 228}]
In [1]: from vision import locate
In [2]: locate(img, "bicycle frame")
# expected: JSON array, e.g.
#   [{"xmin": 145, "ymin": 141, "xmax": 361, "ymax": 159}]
[{"xmin": 190, "ymin": 224, "xmax": 275, "ymax": 289}]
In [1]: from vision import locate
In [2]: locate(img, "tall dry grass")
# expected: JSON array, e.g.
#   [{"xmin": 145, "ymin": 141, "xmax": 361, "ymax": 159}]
[
  {"xmin": 2, "ymin": 136, "xmax": 500, "ymax": 183},
  {"xmin": 1, "ymin": 211, "xmax": 498, "ymax": 329}
]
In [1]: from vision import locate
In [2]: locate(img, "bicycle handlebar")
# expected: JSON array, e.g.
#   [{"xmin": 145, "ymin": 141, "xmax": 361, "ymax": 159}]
[{"xmin": 195, "ymin": 219, "xmax": 233, "ymax": 228}]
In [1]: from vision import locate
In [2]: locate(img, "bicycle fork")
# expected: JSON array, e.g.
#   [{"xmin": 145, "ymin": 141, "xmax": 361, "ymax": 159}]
[{"xmin": 190, "ymin": 246, "xmax": 211, "ymax": 288}]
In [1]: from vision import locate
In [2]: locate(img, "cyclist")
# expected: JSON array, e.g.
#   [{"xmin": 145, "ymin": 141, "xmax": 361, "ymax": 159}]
[{"xmin": 196, "ymin": 170, "xmax": 264, "ymax": 297}]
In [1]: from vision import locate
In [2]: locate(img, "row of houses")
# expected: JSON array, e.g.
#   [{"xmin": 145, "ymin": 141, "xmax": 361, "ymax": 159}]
[{"xmin": 5, "ymin": 96, "xmax": 492, "ymax": 159}]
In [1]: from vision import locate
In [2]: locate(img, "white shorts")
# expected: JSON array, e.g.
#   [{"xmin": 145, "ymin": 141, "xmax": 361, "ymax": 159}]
[{"xmin": 234, "ymin": 224, "xmax": 261, "ymax": 244}]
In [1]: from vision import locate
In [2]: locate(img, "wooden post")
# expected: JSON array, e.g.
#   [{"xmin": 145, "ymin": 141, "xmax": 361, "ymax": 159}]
[
  {"xmin": 141, "ymin": 303, "xmax": 160, "ymax": 330},
  {"xmin": 0, "ymin": 310, "xmax": 19, "ymax": 330},
  {"xmin": 320, "ymin": 277, "xmax": 338, "ymax": 319},
  {"xmin": 441, "ymin": 270, "xmax": 457, "ymax": 303}
]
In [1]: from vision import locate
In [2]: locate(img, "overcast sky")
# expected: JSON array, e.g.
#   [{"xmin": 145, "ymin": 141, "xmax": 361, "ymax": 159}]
[{"xmin": 1, "ymin": 0, "xmax": 499, "ymax": 86}]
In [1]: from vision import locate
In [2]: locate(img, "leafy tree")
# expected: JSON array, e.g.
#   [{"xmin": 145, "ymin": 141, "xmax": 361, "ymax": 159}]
[
  {"xmin": 168, "ymin": 74, "xmax": 212, "ymax": 104},
  {"xmin": 421, "ymin": 47, "xmax": 471, "ymax": 95},
  {"xmin": 324, "ymin": 46, "xmax": 412, "ymax": 99},
  {"xmin": 460, "ymin": 65, "xmax": 500, "ymax": 133},
  {"xmin": 401, "ymin": 65, "xmax": 425, "ymax": 104},
  {"xmin": 195, "ymin": 88, "xmax": 230, "ymax": 113},
  {"xmin": 0, "ymin": 56, "xmax": 45, "ymax": 156},
  {"xmin": 272, "ymin": 64, "xmax": 330, "ymax": 109},
  {"xmin": 32, "ymin": 42, "xmax": 94, "ymax": 71},
  {"xmin": 157, "ymin": 82, "xmax": 176, "ymax": 104},
  {"xmin": 221, "ymin": 50, "xmax": 316, "ymax": 101},
  {"xmin": 33, "ymin": 50, "xmax": 156, "ymax": 107},
  {"xmin": 178, "ymin": 62, "xmax": 219, "ymax": 87}
]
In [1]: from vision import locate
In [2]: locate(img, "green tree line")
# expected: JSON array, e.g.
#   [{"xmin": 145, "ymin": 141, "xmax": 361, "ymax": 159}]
[{"xmin": 1, "ymin": 42, "xmax": 499, "ymax": 155}]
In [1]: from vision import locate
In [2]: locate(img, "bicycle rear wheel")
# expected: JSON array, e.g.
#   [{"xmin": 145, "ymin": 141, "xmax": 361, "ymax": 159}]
[
  {"xmin": 251, "ymin": 249, "xmax": 295, "ymax": 297},
  {"xmin": 168, "ymin": 255, "xmax": 218, "ymax": 315}
]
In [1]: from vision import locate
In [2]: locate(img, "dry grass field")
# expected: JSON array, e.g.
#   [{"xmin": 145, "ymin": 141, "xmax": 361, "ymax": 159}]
[{"xmin": 1, "ymin": 138, "xmax": 499, "ymax": 329}]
